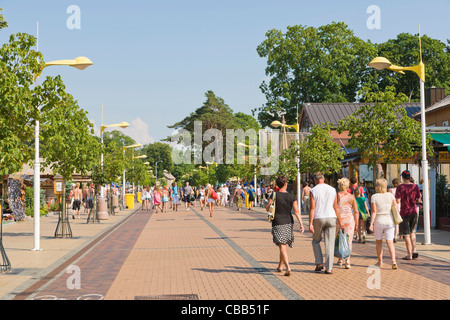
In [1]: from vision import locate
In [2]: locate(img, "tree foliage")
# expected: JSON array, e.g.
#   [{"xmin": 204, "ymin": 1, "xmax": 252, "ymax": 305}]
[
  {"xmin": 278, "ymin": 123, "xmax": 344, "ymax": 179},
  {"xmin": 255, "ymin": 22, "xmax": 377, "ymax": 128},
  {"xmin": 337, "ymin": 87, "xmax": 432, "ymax": 170},
  {"xmin": 0, "ymin": 31, "xmax": 45, "ymax": 175},
  {"xmin": 39, "ymin": 80, "xmax": 100, "ymax": 181},
  {"xmin": 375, "ymin": 33, "xmax": 450, "ymax": 101}
]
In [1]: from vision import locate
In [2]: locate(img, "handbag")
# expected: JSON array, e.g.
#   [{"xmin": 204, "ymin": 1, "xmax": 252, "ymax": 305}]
[
  {"xmin": 268, "ymin": 192, "xmax": 276, "ymax": 222},
  {"xmin": 392, "ymin": 204, "xmax": 403, "ymax": 225},
  {"xmin": 334, "ymin": 229, "xmax": 351, "ymax": 259},
  {"xmin": 211, "ymin": 190, "xmax": 218, "ymax": 200}
]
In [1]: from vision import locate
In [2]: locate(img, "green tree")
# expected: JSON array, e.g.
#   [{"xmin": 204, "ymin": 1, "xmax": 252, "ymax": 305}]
[
  {"xmin": 40, "ymin": 86, "xmax": 100, "ymax": 182},
  {"xmin": 337, "ymin": 87, "xmax": 432, "ymax": 172},
  {"xmin": 278, "ymin": 123, "xmax": 344, "ymax": 179},
  {"xmin": 376, "ymin": 33, "xmax": 450, "ymax": 101},
  {"xmin": 255, "ymin": 22, "xmax": 377, "ymax": 128},
  {"xmin": 168, "ymin": 90, "xmax": 240, "ymax": 163},
  {"xmin": 143, "ymin": 142, "xmax": 174, "ymax": 176},
  {"xmin": 103, "ymin": 130, "xmax": 136, "ymax": 149},
  {"xmin": 0, "ymin": 31, "xmax": 45, "ymax": 175},
  {"xmin": 0, "ymin": 8, "xmax": 8, "ymax": 30}
]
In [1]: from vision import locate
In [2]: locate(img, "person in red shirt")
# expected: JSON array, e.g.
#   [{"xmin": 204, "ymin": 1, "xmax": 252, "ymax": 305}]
[
  {"xmin": 395, "ymin": 170, "xmax": 421, "ymax": 260},
  {"xmin": 348, "ymin": 177, "xmax": 364, "ymax": 197}
]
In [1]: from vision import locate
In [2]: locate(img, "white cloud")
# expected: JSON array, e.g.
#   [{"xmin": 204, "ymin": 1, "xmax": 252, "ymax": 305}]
[
  {"xmin": 91, "ymin": 117, "xmax": 155, "ymax": 145},
  {"xmin": 117, "ymin": 117, "xmax": 155, "ymax": 145}
]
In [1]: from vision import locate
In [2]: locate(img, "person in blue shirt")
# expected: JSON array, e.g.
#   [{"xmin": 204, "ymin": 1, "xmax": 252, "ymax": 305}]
[
  {"xmin": 248, "ymin": 184, "xmax": 255, "ymax": 210},
  {"xmin": 171, "ymin": 181, "xmax": 181, "ymax": 211}
]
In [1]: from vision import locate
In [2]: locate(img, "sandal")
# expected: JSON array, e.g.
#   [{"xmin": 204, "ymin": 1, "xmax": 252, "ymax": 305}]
[
  {"xmin": 402, "ymin": 256, "xmax": 413, "ymax": 260},
  {"xmin": 284, "ymin": 270, "xmax": 291, "ymax": 277},
  {"xmin": 324, "ymin": 270, "xmax": 333, "ymax": 274},
  {"xmin": 412, "ymin": 253, "xmax": 419, "ymax": 259},
  {"xmin": 392, "ymin": 262, "xmax": 398, "ymax": 270},
  {"xmin": 314, "ymin": 264, "xmax": 324, "ymax": 272}
]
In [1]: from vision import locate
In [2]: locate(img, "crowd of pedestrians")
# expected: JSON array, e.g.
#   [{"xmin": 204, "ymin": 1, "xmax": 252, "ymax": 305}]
[
  {"xmin": 67, "ymin": 169, "xmax": 422, "ymax": 277},
  {"xmin": 266, "ymin": 170, "xmax": 423, "ymax": 276},
  {"xmin": 137, "ymin": 181, "xmax": 278, "ymax": 217}
]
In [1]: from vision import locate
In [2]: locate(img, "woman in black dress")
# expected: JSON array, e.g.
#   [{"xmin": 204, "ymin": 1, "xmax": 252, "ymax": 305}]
[{"xmin": 266, "ymin": 176, "xmax": 304, "ymax": 276}]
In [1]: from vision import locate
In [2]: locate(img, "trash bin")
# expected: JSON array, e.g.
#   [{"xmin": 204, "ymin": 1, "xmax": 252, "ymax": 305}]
[
  {"xmin": 97, "ymin": 197, "xmax": 108, "ymax": 220},
  {"xmin": 112, "ymin": 195, "xmax": 119, "ymax": 207},
  {"xmin": 137, "ymin": 192, "xmax": 142, "ymax": 203},
  {"xmin": 125, "ymin": 194, "xmax": 135, "ymax": 209}
]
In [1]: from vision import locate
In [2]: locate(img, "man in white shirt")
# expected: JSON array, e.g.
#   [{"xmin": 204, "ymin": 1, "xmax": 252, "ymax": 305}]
[
  {"xmin": 309, "ymin": 172, "xmax": 342, "ymax": 274},
  {"xmin": 221, "ymin": 184, "xmax": 230, "ymax": 207}
]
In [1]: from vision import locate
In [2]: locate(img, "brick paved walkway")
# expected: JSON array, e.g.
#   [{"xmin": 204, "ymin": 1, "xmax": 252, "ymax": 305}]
[{"xmin": 2, "ymin": 204, "xmax": 450, "ymax": 300}]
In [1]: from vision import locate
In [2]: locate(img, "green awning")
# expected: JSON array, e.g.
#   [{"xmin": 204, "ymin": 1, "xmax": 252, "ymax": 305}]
[{"xmin": 430, "ymin": 133, "xmax": 450, "ymax": 151}]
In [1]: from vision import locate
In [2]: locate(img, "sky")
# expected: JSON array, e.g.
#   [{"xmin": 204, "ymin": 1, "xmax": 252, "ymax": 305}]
[{"xmin": 1, "ymin": 0, "xmax": 449, "ymax": 144}]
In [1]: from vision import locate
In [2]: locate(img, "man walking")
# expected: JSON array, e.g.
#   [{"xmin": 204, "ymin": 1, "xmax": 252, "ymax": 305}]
[
  {"xmin": 72, "ymin": 183, "xmax": 83, "ymax": 219},
  {"xmin": 309, "ymin": 172, "xmax": 342, "ymax": 274},
  {"xmin": 395, "ymin": 170, "xmax": 421, "ymax": 260},
  {"xmin": 182, "ymin": 181, "xmax": 192, "ymax": 211}
]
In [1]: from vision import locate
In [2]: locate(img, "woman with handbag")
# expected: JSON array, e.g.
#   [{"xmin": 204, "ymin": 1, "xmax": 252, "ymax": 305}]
[
  {"xmin": 369, "ymin": 179, "xmax": 398, "ymax": 269},
  {"xmin": 336, "ymin": 178, "xmax": 359, "ymax": 269},
  {"xmin": 265, "ymin": 176, "xmax": 304, "ymax": 276}
]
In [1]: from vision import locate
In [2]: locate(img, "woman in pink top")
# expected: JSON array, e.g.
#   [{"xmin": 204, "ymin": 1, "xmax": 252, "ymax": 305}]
[
  {"xmin": 153, "ymin": 186, "xmax": 162, "ymax": 213},
  {"xmin": 337, "ymin": 178, "xmax": 359, "ymax": 269}
]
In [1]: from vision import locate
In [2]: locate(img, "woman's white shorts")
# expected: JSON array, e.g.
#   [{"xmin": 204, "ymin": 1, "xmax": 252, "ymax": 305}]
[{"xmin": 374, "ymin": 224, "xmax": 395, "ymax": 241}]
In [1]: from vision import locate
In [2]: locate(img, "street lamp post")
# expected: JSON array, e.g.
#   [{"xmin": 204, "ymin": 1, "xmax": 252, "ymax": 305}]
[
  {"xmin": 32, "ymin": 29, "xmax": 93, "ymax": 250},
  {"xmin": 271, "ymin": 120, "xmax": 301, "ymax": 215},
  {"xmin": 368, "ymin": 28, "xmax": 431, "ymax": 245},
  {"xmin": 100, "ymin": 108, "xmax": 129, "ymax": 198},
  {"xmin": 132, "ymin": 155, "xmax": 147, "ymax": 202},
  {"xmin": 122, "ymin": 143, "xmax": 142, "ymax": 208},
  {"xmin": 236, "ymin": 143, "xmax": 258, "ymax": 207}
]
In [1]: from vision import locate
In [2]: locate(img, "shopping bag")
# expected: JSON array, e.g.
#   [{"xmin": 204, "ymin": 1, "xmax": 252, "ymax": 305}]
[
  {"xmin": 392, "ymin": 204, "xmax": 403, "ymax": 225},
  {"xmin": 360, "ymin": 209, "xmax": 370, "ymax": 222},
  {"xmin": 268, "ymin": 192, "xmax": 276, "ymax": 222},
  {"xmin": 365, "ymin": 216, "xmax": 374, "ymax": 234},
  {"xmin": 334, "ymin": 229, "xmax": 351, "ymax": 259}
]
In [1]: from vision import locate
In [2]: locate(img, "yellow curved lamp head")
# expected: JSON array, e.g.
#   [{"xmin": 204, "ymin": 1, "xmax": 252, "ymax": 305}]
[
  {"xmin": 368, "ymin": 56, "xmax": 405, "ymax": 75},
  {"xmin": 101, "ymin": 121, "xmax": 130, "ymax": 133},
  {"xmin": 118, "ymin": 121, "xmax": 129, "ymax": 129},
  {"xmin": 44, "ymin": 56, "xmax": 93, "ymax": 70},
  {"xmin": 271, "ymin": 120, "xmax": 283, "ymax": 128},
  {"xmin": 123, "ymin": 143, "xmax": 143, "ymax": 150},
  {"xmin": 35, "ymin": 56, "xmax": 93, "ymax": 81},
  {"xmin": 368, "ymin": 57, "xmax": 393, "ymax": 71}
]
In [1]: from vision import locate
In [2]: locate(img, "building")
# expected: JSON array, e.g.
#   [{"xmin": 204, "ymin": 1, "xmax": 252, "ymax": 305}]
[{"xmin": 299, "ymin": 101, "xmax": 421, "ymax": 186}]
